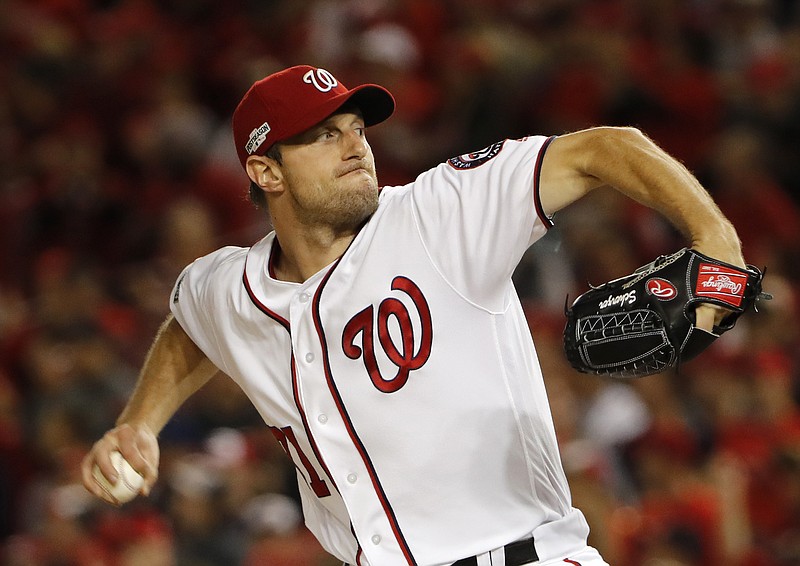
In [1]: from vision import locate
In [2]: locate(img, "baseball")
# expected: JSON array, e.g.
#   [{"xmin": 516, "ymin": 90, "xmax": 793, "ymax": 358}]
[{"xmin": 92, "ymin": 451, "xmax": 144, "ymax": 504}]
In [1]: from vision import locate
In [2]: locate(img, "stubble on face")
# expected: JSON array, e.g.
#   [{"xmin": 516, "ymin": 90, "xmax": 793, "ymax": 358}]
[{"xmin": 283, "ymin": 159, "xmax": 380, "ymax": 234}]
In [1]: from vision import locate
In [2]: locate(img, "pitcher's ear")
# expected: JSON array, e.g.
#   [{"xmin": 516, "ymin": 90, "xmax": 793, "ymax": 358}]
[{"xmin": 246, "ymin": 155, "xmax": 283, "ymax": 194}]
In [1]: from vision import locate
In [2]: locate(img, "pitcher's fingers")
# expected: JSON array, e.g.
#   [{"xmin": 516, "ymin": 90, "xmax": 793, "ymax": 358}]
[
  {"xmin": 80, "ymin": 448, "xmax": 120, "ymax": 506},
  {"xmin": 115, "ymin": 424, "xmax": 159, "ymax": 495},
  {"xmin": 135, "ymin": 430, "xmax": 160, "ymax": 494},
  {"xmin": 90, "ymin": 434, "xmax": 121, "ymax": 483}
]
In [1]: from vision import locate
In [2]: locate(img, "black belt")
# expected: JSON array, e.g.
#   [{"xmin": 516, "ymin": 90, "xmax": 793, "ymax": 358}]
[
  {"xmin": 453, "ymin": 538, "xmax": 538, "ymax": 566},
  {"xmin": 343, "ymin": 537, "xmax": 538, "ymax": 566}
]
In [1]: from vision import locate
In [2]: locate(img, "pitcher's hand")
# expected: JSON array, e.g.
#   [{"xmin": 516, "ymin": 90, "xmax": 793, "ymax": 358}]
[{"xmin": 81, "ymin": 422, "xmax": 159, "ymax": 505}]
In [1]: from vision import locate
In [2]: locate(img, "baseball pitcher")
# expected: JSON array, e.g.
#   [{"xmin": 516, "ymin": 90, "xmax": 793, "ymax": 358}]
[{"xmin": 82, "ymin": 65, "xmax": 750, "ymax": 566}]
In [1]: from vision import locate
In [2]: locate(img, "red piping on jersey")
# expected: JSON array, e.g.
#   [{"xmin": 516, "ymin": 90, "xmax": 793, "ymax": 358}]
[
  {"xmin": 290, "ymin": 354, "xmax": 339, "ymax": 496},
  {"xmin": 244, "ymin": 265, "xmax": 378, "ymax": 561},
  {"xmin": 533, "ymin": 135, "xmax": 557, "ymax": 230},
  {"xmin": 268, "ymin": 237, "xmax": 281, "ymax": 279},
  {"xmin": 350, "ymin": 524, "xmax": 364, "ymax": 566},
  {"xmin": 243, "ymin": 267, "xmax": 290, "ymax": 329},
  {"xmin": 242, "ymin": 266, "xmax": 340, "ymax": 493},
  {"xmin": 312, "ymin": 259, "xmax": 417, "ymax": 566}
]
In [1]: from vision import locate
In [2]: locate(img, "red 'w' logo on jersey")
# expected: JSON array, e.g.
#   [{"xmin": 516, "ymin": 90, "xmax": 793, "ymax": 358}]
[{"xmin": 342, "ymin": 276, "xmax": 433, "ymax": 393}]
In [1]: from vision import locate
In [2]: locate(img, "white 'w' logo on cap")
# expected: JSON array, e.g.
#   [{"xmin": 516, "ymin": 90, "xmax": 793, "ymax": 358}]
[{"xmin": 303, "ymin": 68, "xmax": 338, "ymax": 92}]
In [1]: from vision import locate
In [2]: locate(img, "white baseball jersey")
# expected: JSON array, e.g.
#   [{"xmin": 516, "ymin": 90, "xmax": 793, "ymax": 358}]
[{"xmin": 170, "ymin": 135, "xmax": 591, "ymax": 565}]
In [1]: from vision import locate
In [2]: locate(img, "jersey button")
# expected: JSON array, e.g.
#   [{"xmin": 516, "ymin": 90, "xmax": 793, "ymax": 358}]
[
  {"xmin": 371, "ymin": 535, "xmax": 381, "ymax": 545},
  {"xmin": 305, "ymin": 352, "xmax": 315, "ymax": 363},
  {"xmin": 317, "ymin": 414, "xmax": 328, "ymax": 424},
  {"xmin": 299, "ymin": 292, "xmax": 310, "ymax": 303},
  {"xmin": 346, "ymin": 473, "xmax": 358, "ymax": 484}
]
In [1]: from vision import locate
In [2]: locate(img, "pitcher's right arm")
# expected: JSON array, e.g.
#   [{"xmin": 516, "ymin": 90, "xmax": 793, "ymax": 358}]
[{"xmin": 81, "ymin": 314, "xmax": 218, "ymax": 504}]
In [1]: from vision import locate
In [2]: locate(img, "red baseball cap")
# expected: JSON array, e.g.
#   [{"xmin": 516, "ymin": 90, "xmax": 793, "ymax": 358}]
[{"xmin": 232, "ymin": 65, "xmax": 395, "ymax": 169}]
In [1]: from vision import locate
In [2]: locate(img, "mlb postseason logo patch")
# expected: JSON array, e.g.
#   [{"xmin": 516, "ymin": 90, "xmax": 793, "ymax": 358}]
[
  {"xmin": 695, "ymin": 262, "xmax": 747, "ymax": 307},
  {"xmin": 447, "ymin": 141, "xmax": 505, "ymax": 170},
  {"xmin": 646, "ymin": 278, "xmax": 678, "ymax": 301},
  {"xmin": 245, "ymin": 122, "xmax": 271, "ymax": 155}
]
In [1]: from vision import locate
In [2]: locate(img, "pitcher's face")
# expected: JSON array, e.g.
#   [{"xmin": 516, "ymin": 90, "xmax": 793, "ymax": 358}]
[{"xmin": 278, "ymin": 111, "xmax": 379, "ymax": 232}]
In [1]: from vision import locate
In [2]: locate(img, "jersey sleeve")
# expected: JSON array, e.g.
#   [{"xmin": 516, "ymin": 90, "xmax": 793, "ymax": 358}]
[
  {"xmin": 409, "ymin": 135, "xmax": 555, "ymax": 309},
  {"xmin": 169, "ymin": 246, "xmax": 246, "ymax": 373}
]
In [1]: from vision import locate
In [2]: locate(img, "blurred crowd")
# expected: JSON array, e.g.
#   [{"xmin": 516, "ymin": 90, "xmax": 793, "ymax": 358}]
[{"xmin": 1, "ymin": 0, "xmax": 799, "ymax": 564}]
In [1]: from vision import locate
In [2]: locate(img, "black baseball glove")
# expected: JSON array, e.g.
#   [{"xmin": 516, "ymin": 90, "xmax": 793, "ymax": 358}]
[{"xmin": 563, "ymin": 248, "xmax": 768, "ymax": 378}]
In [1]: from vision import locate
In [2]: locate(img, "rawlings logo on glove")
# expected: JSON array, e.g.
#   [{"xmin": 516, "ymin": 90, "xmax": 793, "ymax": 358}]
[
  {"xmin": 646, "ymin": 278, "xmax": 677, "ymax": 300},
  {"xmin": 695, "ymin": 263, "xmax": 748, "ymax": 306},
  {"xmin": 563, "ymin": 248, "xmax": 769, "ymax": 378}
]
